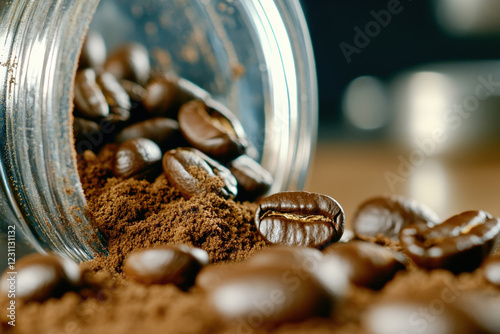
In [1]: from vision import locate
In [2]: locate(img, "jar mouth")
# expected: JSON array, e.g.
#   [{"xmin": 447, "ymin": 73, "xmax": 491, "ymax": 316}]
[{"xmin": 0, "ymin": 0, "xmax": 317, "ymax": 262}]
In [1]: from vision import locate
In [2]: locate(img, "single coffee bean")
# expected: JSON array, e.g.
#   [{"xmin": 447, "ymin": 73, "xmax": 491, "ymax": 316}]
[
  {"xmin": 400, "ymin": 210, "xmax": 500, "ymax": 273},
  {"xmin": 207, "ymin": 266, "xmax": 332, "ymax": 327},
  {"xmin": 78, "ymin": 32, "xmax": 106, "ymax": 70},
  {"xmin": 228, "ymin": 155, "xmax": 273, "ymax": 201},
  {"xmin": 112, "ymin": 138, "xmax": 162, "ymax": 179},
  {"xmin": 115, "ymin": 117, "xmax": 181, "ymax": 150},
  {"xmin": 120, "ymin": 79, "xmax": 146, "ymax": 103},
  {"xmin": 74, "ymin": 68, "xmax": 109, "ymax": 119},
  {"xmin": 245, "ymin": 246, "xmax": 323, "ymax": 270},
  {"xmin": 123, "ymin": 245, "xmax": 207, "ymax": 290},
  {"xmin": 321, "ymin": 241, "xmax": 407, "ymax": 290},
  {"xmin": 178, "ymin": 99, "xmax": 248, "ymax": 162},
  {"xmin": 195, "ymin": 263, "xmax": 243, "ymax": 291},
  {"xmin": 363, "ymin": 297, "xmax": 482, "ymax": 334},
  {"xmin": 0, "ymin": 253, "xmax": 80, "ymax": 302},
  {"xmin": 162, "ymin": 147, "xmax": 237, "ymax": 199},
  {"xmin": 103, "ymin": 42, "xmax": 150, "ymax": 85},
  {"xmin": 143, "ymin": 76, "xmax": 183, "ymax": 116},
  {"xmin": 352, "ymin": 195, "xmax": 439, "ymax": 240},
  {"xmin": 482, "ymin": 254, "xmax": 500, "ymax": 287},
  {"xmin": 97, "ymin": 72, "xmax": 131, "ymax": 123},
  {"xmin": 73, "ymin": 117, "xmax": 101, "ymax": 144},
  {"xmin": 254, "ymin": 191, "xmax": 345, "ymax": 249}
]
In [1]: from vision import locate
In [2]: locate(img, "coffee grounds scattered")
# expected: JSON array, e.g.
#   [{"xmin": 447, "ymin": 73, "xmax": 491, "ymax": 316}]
[
  {"xmin": 2, "ymin": 150, "xmax": 499, "ymax": 334},
  {"xmin": 78, "ymin": 146, "xmax": 266, "ymax": 273}
]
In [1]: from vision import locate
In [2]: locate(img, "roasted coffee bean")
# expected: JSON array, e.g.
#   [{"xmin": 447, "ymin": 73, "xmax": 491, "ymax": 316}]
[
  {"xmin": 207, "ymin": 266, "xmax": 332, "ymax": 327},
  {"xmin": 400, "ymin": 210, "xmax": 500, "ymax": 273},
  {"xmin": 363, "ymin": 297, "xmax": 483, "ymax": 334},
  {"xmin": 103, "ymin": 43, "xmax": 150, "ymax": 85},
  {"xmin": 195, "ymin": 263, "xmax": 243, "ymax": 291},
  {"xmin": 0, "ymin": 253, "xmax": 80, "ymax": 302},
  {"xmin": 245, "ymin": 246, "xmax": 323, "ymax": 270},
  {"xmin": 143, "ymin": 76, "xmax": 183, "ymax": 116},
  {"xmin": 482, "ymin": 254, "xmax": 500, "ymax": 287},
  {"xmin": 321, "ymin": 241, "xmax": 407, "ymax": 290},
  {"xmin": 74, "ymin": 68, "xmax": 109, "ymax": 119},
  {"xmin": 162, "ymin": 147, "xmax": 237, "ymax": 199},
  {"xmin": 120, "ymin": 79, "xmax": 146, "ymax": 103},
  {"xmin": 178, "ymin": 99, "xmax": 248, "ymax": 162},
  {"xmin": 123, "ymin": 245, "xmax": 208, "ymax": 290},
  {"xmin": 73, "ymin": 117, "xmax": 101, "ymax": 143},
  {"xmin": 115, "ymin": 117, "xmax": 181, "ymax": 150},
  {"xmin": 112, "ymin": 138, "xmax": 162, "ymax": 179},
  {"xmin": 78, "ymin": 32, "xmax": 106, "ymax": 70},
  {"xmin": 228, "ymin": 155, "xmax": 273, "ymax": 201},
  {"xmin": 339, "ymin": 229, "xmax": 355, "ymax": 243},
  {"xmin": 254, "ymin": 191, "xmax": 345, "ymax": 248},
  {"xmin": 353, "ymin": 195, "xmax": 439, "ymax": 240},
  {"xmin": 97, "ymin": 72, "xmax": 131, "ymax": 123}
]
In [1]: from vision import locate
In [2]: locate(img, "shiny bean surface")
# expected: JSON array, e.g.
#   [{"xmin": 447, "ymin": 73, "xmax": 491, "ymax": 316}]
[
  {"xmin": 400, "ymin": 210, "xmax": 500, "ymax": 273},
  {"xmin": 123, "ymin": 245, "xmax": 207, "ymax": 290},
  {"xmin": 482, "ymin": 254, "xmax": 500, "ymax": 287},
  {"xmin": 103, "ymin": 43, "xmax": 150, "ymax": 85},
  {"xmin": 229, "ymin": 155, "xmax": 273, "ymax": 201},
  {"xmin": 0, "ymin": 253, "xmax": 80, "ymax": 302},
  {"xmin": 322, "ymin": 241, "xmax": 407, "ymax": 290},
  {"xmin": 162, "ymin": 147, "xmax": 237, "ymax": 199},
  {"xmin": 353, "ymin": 195, "xmax": 439, "ymax": 239},
  {"xmin": 207, "ymin": 266, "xmax": 332, "ymax": 327},
  {"xmin": 112, "ymin": 138, "xmax": 162, "ymax": 179},
  {"xmin": 74, "ymin": 68, "xmax": 109, "ymax": 119},
  {"xmin": 178, "ymin": 100, "xmax": 247, "ymax": 162},
  {"xmin": 115, "ymin": 117, "xmax": 180, "ymax": 150},
  {"xmin": 254, "ymin": 191, "xmax": 345, "ymax": 248}
]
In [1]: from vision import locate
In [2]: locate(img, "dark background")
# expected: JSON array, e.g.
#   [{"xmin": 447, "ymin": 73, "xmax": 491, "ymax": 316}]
[{"xmin": 300, "ymin": 0, "xmax": 500, "ymax": 138}]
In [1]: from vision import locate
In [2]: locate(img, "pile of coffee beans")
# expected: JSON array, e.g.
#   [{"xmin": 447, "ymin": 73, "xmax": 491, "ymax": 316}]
[{"xmin": 73, "ymin": 33, "xmax": 273, "ymax": 203}]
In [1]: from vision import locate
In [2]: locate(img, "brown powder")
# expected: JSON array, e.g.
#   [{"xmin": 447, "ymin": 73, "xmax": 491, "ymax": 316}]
[{"xmin": 79, "ymin": 149, "xmax": 266, "ymax": 273}]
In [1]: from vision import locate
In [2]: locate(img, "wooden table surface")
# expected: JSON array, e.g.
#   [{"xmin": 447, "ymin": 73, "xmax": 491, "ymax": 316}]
[{"xmin": 306, "ymin": 142, "xmax": 500, "ymax": 228}]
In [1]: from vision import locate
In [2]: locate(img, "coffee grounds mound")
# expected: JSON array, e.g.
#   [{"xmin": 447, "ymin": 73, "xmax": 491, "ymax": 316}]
[{"xmin": 79, "ymin": 149, "xmax": 266, "ymax": 273}]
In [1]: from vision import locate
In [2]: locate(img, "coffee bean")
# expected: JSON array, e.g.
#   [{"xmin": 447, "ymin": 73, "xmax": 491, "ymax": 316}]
[
  {"xmin": 112, "ymin": 138, "xmax": 162, "ymax": 179},
  {"xmin": 97, "ymin": 72, "xmax": 131, "ymax": 123},
  {"xmin": 162, "ymin": 147, "xmax": 237, "ymax": 199},
  {"xmin": 178, "ymin": 99, "xmax": 248, "ymax": 162},
  {"xmin": 482, "ymin": 254, "xmax": 500, "ymax": 287},
  {"xmin": 123, "ymin": 245, "xmax": 207, "ymax": 290},
  {"xmin": 143, "ymin": 76, "xmax": 183, "ymax": 116},
  {"xmin": 73, "ymin": 117, "xmax": 101, "ymax": 143},
  {"xmin": 78, "ymin": 32, "xmax": 106, "ymax": 70},
  {"xmin": 245, "ymin": 246, "xmax": 323, "ymax": 270},
  {"xmin": 0, "ymin": 253, "xmax": 80, "ymax": 302},
  {"xmin": 339, "ymin": 229, "xmax": 355, "ymax": 243},
  {"xmin": 353, "ymin": 195, "xmax": 439, "ymax": 240},
  {"xmin": 363, "ymin": 297, "xmax": 482, "ymax": 334},
  {"xmin": 207, "ymin": 266, "xmax": 332, "ymax": 327},
  {"xmin": 254, "ymin": 191, "xmax": 345, "ymax": 248},
  {"xmin": 400, "ymin": 210, "xmax": 500, "ymax": 273},
  {"xmin": 195, "ymin": 263, "xmax": 242, "ymax": 291},
  {"xmin": 115, "ymin": 117, "xmax": 181, "ymax": 150},
  {"xmin": 321, "ymin": 241, "xmax": 407, "ymax": 290},
  {"xmin": 120, "ymin": 79, "xmax": 147, "ymax": 115},
  {"xmin": 74, "ymin": 68, "xmax": 109, "ymax": 119},
  {"xmin": 104, "ymin": 42, "xmax": 150, "ymax": 85},
  {"xmin": 228, "ymin": 155, "xmax": 273, "ymax": 201}
]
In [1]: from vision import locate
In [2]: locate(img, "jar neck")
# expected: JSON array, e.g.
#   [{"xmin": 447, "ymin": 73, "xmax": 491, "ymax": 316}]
[{"xmin": 0, "ymin": 0, "xmax": 107, "ymax": 261}]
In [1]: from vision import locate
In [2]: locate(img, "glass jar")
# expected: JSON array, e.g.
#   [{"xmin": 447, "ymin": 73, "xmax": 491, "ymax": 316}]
[{"xmin": 0, "ymin": 0, "xmax": 317, "ymax": 262}]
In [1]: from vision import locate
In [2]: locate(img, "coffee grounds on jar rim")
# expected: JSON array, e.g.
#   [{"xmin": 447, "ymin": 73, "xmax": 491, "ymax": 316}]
[{"xmin": 77, "ymin": 144, "xmax": 267, "ymax": 273}]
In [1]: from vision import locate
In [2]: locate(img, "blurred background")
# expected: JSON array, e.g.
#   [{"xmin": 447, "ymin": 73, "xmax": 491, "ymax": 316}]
[{"xmin": 301, "ymin": 0, "xmax": 500, "ymax": 222}]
